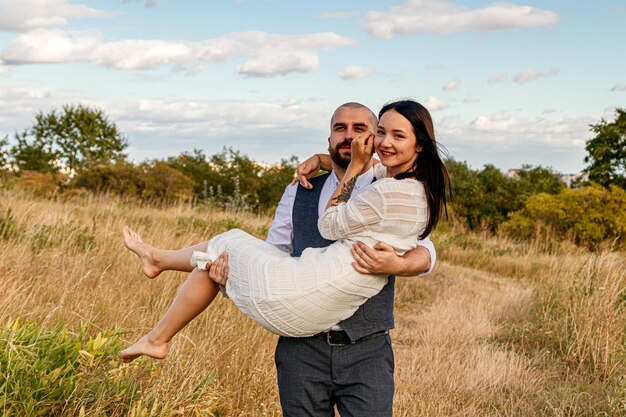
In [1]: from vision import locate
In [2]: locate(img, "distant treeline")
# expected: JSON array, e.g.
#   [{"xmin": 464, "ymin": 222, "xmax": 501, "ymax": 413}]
[
  {"xmin": 447, "ymin": 161, "xmax": 626, "ymax": 249},
  {"xmin": 2, "ymin": 104, "xmax": 625, "ymax": 249}
]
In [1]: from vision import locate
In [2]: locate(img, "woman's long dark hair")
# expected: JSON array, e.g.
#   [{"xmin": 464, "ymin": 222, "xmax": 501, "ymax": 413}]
[{"xmin": 379, "ymin": 100, "xmax": 450, "ymax": 238}]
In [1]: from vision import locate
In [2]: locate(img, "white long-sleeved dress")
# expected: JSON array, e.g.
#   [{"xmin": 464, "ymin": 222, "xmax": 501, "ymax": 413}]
[{"xmin": 195, "ymin": 166, "xmax": 429, "ymax": 337}]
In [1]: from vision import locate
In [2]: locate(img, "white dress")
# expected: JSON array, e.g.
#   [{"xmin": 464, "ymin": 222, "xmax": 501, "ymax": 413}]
[{"xmin": 193, "ymin": 165, "xmax": 429, "ymax": 337}]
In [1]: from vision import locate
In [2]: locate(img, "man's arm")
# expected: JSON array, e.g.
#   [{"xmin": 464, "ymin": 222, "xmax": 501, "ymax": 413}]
[{"xmin": 350, "ymin": 235, "xmax": 436, "ymax": 277}]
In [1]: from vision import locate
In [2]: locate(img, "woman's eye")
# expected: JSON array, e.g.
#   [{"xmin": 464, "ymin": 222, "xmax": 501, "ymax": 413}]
[{"xmin": 376, "ymin": 130, "xmax": 384, "ymax": 135}]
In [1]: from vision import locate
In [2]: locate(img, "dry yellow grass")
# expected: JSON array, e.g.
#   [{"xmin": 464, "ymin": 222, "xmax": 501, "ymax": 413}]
[{"xmin": 1, "ymin": 189, "xmax": 624, "ymax": 416}]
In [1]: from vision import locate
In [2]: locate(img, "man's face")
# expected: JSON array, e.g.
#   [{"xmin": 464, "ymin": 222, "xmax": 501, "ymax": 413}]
[{"xmin": 328, "ymin": 107, "xmax": 376, "ymax": 169}]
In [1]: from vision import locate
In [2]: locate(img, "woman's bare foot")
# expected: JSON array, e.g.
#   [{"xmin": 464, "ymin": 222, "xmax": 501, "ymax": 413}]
[
  {"xmin": 120, "ymin": 333, "xmax": 169, "ymax": 363},
  {"xmin": 122, "ymin": 226, "xmax": 161, "ymax": 278}
]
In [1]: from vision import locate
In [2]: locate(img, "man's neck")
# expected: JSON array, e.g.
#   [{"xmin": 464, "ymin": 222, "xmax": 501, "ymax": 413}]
[{"xmin": 332, "ymin": 160, "xmax": 373, "ymax": 182}]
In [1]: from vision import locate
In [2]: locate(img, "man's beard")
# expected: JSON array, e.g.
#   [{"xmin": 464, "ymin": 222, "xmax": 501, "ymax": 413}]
[{"xmin": 329, "ymin": 139, "xmax": 351, "ymax": 169}]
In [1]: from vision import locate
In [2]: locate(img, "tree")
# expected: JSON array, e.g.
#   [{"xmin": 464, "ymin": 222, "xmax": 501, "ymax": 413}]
[
  {"xmin": 12, "ymin": 104, "xmax": 128, "ymax": 174},
  {"xmin": 583, "ymin": 108, "xmax": 626, "ymax": 189},
  {"xmin": 446, "ymin": 159, "xmax": 565, "ymax": 231},
  {"xmin": 10, "ymin": 131, "xmax": 57, "ymax": 173}
]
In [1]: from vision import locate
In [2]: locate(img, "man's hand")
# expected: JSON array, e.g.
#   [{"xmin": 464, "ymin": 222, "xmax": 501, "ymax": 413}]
[
  {"xmin": 351, "ymin": 242, "xmax": 431, "ymax": 276},
  {"xmin": 208, "ymin": 252, "xmax": 229, "ymax": 285}
]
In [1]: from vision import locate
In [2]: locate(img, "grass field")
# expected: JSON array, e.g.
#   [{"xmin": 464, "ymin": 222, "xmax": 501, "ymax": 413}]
[{"xmin": 1, "ymin": 188, "xmax": 624, "ymax": 416}]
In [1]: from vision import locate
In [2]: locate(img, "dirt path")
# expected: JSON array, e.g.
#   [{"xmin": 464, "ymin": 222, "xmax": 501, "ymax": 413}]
[{"xmin": 392, "ymin": 261, "xmax": 540, "ymax": 416}]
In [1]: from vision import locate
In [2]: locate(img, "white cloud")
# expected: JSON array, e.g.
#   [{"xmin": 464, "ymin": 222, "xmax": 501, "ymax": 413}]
[
  {"xmin": 423, "ymin": 95, "xmax": 449, "ymax": 111},
  {"xmin": 488, "ymin": 74, "xmax": 507, "ymax": 84},
  {"xmin": 438, "ymin": 113, "xmax": 592, "ymax": 172},
  {"xmin": 442, "ymin": 79, "xmax": 460, "ymax": 91},
  {"xmin": 0, "ymin": 0, "xmax": 107, "ymax": 32},
  {"xmin": 336, "ymin": 66, "xmax": 373, "ymax": 80},
  {"xmin": 0, "ymin": 85, "xmax": 334, "ymax": 163},
  {"xmin": 238, "ymin": 52, "xmax": 319, "ymax": 77},
  {"xmin": 610, "ymin": 83, "xmax": 626, "ymax": 91},
  {"xmin": 1, "ymin": 29, "xmax": 356, "ymax": 76},
  {"xmin": 513, "ymin": 68, "xmax": 558, "ymax": 84},
  {"xmin": 120, "ymin": 0, "xmax": 159, "ymax": 7},
  {"xmin": 361, "ymin": 0, "xmax": 559, "ymax": 39},
  {"xmin": 439, "ymin": 112, "xmax": 593, "ymax": 148},
  {"xmin": 318, "ymin": 11, "xmax": 359, "ymax": 20}
]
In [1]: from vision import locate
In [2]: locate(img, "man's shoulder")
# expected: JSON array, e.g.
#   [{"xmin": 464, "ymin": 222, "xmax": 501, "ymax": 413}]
[{"xmin": 308, "ymin": 172, "xmax": 331, "ymax": 186}]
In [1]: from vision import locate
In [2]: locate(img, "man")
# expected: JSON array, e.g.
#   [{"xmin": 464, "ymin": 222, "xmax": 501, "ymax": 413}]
[{"xmin": 209, "ymin": 102, "xmax": 435, "ymax": 416}]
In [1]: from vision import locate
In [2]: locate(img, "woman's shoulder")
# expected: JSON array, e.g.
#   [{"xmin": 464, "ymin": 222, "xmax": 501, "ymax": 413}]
[{"xmin": 373, "ymin": 162, "xmax": 387, "ymax": 179}]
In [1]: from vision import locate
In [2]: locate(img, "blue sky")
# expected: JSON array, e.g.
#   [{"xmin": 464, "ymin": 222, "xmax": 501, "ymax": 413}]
[{"xmin": 0, "ymin": 0, "xmax": 624, "ymax": 173}]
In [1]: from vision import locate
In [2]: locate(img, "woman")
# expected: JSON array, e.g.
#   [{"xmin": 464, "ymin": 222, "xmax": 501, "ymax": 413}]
[{"xmin": 120, "ymin": 100, "xmax": 449, "ymax": 363}]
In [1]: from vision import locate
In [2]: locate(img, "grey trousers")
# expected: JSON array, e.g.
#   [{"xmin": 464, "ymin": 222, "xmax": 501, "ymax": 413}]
[{"xmin": 275, "ymin": 333, "xmax": 395, "ymax": 417}]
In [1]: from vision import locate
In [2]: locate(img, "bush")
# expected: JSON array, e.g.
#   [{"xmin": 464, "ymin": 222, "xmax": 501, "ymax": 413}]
[
  {"xmin": 0, "ymin": 320, "xmax": 131, "ymax": 416},
  {"xmin": 501, "ymin": 185, "xmax": 626, "ymax": 248},
  {"xmin": 71, "ymin": 161, "xmax": 144, "ymax": 196},
  {"xmin": 141, "ymin": 161, "xmax": 194, "ymax": 202},
  {"xmin": 3, "ymin": 170, "xmax": 65, "ymax": 198},
  {"xmin": 447, "ymin": 159, "xmax": 564, "ymax": 231},
  {"xmin": 0, "ymin": 320, "xmax": 224, "ymax": 416},
  {"xmin": 71, "ymin": 161, "xmax": 194, "ymax": 203}
]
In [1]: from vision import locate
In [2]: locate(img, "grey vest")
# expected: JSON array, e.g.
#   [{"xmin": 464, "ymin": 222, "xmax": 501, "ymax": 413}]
[{"xmin": 291, "ymin": 173, "xmax": 395, "ymax": 341}]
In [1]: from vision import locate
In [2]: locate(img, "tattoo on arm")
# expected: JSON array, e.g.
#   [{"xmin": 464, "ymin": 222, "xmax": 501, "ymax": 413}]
[{"xmin": 330, "ymin": 176, "xmax": 357, "ymax": 207}]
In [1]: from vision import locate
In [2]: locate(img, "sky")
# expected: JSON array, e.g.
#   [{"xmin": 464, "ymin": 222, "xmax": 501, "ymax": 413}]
[{"xmin": 0, "ymin": 0, "xmax": 624, "ymax": 174}]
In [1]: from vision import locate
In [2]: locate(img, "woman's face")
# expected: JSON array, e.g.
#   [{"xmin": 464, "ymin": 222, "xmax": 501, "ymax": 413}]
[{"xmin": 375, "ymin": 109, "xmax": 421, "ymax": 176}]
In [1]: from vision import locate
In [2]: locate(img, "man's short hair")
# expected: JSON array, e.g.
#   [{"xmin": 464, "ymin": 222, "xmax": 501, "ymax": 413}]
[{"xmin": 333, "ymin": 102, "xmax": 378, "ymax": 128}]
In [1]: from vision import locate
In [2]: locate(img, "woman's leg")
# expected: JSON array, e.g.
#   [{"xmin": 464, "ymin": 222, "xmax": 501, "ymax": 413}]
[
  {"xmin": 120, "ymin": 267, "xmax": 220, "ymax": 363},
  {"xmin": 123, "ymin": 226, "xmax": 209, "ymax": 278}
]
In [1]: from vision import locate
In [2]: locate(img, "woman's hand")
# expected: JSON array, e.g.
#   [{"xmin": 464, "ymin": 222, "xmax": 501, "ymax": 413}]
[
  {"xmin": 291, "ymin": 154, "xmax": 332, "ymax": 189},
  {"xmin": 348, "ymin": 132, "xmax": 374, "ymax": 172}
]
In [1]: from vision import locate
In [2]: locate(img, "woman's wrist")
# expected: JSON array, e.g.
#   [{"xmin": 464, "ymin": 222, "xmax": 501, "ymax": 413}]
[{"xmin": 316, "ymin": 154, "xmax": 332, "ymax": 171}]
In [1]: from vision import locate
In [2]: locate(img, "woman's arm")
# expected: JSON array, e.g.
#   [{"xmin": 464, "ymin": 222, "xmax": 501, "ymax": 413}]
[
  {"xmin": 318, "ymin": 133, "xmax": 381, "ymax": 240},
  {"xmin": 291, "ymin": 154, "xmax": 333, "ymax": 189},
  {"xmin": 325, "ymin": 133, "xmax": 374, "ymax": 210},
  {"xmin": 292, "ymin": 153, "xmax": 381, "ymax": 189}
]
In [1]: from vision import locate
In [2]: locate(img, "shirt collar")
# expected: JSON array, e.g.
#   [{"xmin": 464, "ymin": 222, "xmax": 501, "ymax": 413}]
[{"xmin": 328, "ymin": 166, "xmax": 375, "ymax": 192}]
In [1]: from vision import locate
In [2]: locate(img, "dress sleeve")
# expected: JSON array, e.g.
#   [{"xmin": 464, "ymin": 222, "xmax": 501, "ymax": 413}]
[{"xmin": 317, "ymin": 183, "xmax": 385, "ymax": 241}]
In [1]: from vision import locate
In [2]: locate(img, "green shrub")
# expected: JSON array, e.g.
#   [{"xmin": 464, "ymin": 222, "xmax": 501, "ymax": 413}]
[
  {"xmin": 71, "ymin": 162, "xmax": 144, "ymax": 196},
  {"xmin": 0, "ymin": 320, "xmax": 132, "ymax": 416},
  {"xmin": 141, "ymin": 161, "xmax": 194, "ymax": 202},
  {"xmin": 447, "ymin": 159, "xmax": 564, "ymax": 231},
  {"xmin": 501, "ymin": 185, "xmax": 626, "ymax": 248},
  {"xmin": 0, "ymin": 320, "xmax": 224, "ymax": 416},
  {"xmin": 71, "ymin": 161, "xmax": 194, "ymax": 203}
]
